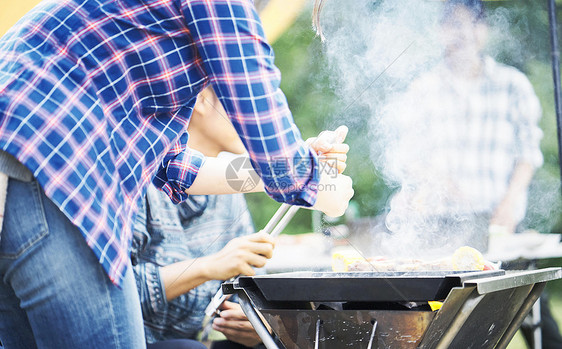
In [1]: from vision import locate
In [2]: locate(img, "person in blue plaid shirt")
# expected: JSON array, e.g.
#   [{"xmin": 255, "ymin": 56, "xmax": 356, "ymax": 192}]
[{"xmin": 0, "ymin": 1, "xmax": 354, "ymax": 347}]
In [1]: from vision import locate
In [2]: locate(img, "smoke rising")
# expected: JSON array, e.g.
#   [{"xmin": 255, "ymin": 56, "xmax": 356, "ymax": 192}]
[{"xmin": 316, "ymin": 0, "xmax": 561, "ymax": 258}]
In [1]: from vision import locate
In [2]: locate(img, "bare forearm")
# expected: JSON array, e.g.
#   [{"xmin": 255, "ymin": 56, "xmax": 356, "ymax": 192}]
[
  {"xmin": 161, "ymin": 232, "xmax": 275, "ymax": 301},
  {"xmin": 490, "ymin": 161, "xmax": 536, "ymax": 232},
  {"xmin": 503, "ymin": 162, "xmax": 535, "ymax": 202},
  {"xmin": 185, "ymin": 157, "xmax": 264, "ymax": 195},
  {"xmin": 160, "ymin": 257, "xmax": 212, "ymax": 301}
]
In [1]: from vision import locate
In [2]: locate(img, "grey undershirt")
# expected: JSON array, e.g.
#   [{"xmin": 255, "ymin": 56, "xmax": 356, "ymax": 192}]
[{"xmin": 0, "ymin": 150, "xmax": 33, "ymax": 182}]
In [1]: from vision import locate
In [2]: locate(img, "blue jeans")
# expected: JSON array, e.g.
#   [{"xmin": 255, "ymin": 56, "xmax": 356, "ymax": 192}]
[{"xmin": 0, "ymin": 178, "xmax": 146, "ymax": 348}]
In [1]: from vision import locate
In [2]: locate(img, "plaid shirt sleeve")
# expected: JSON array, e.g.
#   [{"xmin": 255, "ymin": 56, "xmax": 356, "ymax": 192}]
[
  {"xmin": 181, "ymin": 0, "xmax": 320, "ymax": 206},
  {"xmin": 152, "ymin": 132, "xmax": 206, "ymax": 204}
]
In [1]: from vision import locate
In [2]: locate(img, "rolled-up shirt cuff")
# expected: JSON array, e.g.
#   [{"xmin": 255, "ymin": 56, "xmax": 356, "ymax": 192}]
[
  {"xmin": 153, "ymin": 148, "xmax": 206, "ymax": 204},
  {"xmin": 519, "ymin": 151, "xmax": 544, "ymax": 169},
  {"xmin": 136, "ymin": 262, "xmax": 167, "ymax": 315}
]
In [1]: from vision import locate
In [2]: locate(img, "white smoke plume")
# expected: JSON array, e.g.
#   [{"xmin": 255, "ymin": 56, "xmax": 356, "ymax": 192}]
[{"xmin": 316, "ymin": 0, "xmax": 561, "ymax": 258}]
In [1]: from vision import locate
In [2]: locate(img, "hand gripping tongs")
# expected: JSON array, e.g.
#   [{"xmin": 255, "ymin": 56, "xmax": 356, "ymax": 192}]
[{"xmin": 204, "ymin": 203, "xmax": 300, "ymax": 318}]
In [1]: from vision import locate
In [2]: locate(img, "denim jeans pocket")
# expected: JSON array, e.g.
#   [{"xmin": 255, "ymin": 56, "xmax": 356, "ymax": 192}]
[{"xmin": 0, "ymin": 179, "xmax": 49, "ymax": 259}]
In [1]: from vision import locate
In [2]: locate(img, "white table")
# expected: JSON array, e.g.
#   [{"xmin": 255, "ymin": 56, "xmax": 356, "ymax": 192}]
[{"xmin": 486, "ymin": 232, "xmax": 562, "ymax": 262}]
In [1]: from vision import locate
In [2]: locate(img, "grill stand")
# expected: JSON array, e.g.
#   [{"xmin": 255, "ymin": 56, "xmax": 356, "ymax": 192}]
[
  {"xmin": 495, "ymin": 282, "xmax": 546, "ymax": 349},
  {"xmin": 419, "ymin": 283, "xmax": 544, "ymax": 348},
  {"xmin": 226, "ymin": 268, "xmax": 561, "ymax": 348},
  {"xmin": 419, "ymin": 269, "xmax": 554, "ymax": 348},
  {"xmin": 238, "ymin": 292, "xmax": 279, "ymax": 349}
]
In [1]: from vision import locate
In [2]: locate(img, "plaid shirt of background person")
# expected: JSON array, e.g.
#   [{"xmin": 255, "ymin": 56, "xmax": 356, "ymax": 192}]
[{"xmin": 383, "ymin": 56, "xmax": 543, "ymax": 218}]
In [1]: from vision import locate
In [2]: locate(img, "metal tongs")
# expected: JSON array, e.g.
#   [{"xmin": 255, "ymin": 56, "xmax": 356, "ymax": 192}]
[{"xmin": 204, "ymin": 203, "xmax": 300, "ymax": 318}]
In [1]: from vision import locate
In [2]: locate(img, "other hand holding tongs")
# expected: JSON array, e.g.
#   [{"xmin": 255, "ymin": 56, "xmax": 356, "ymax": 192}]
[{"xmin": 204, "ymin": 203, "xmax": 300, "ymax": 318}]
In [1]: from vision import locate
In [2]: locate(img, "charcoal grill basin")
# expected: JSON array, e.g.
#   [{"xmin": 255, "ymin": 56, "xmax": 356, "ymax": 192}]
[
  {"xmin": 233, "ymin": 270, "xmax": 504, "ymax": 302},
  {"xmin": 223, "ymin": 268, "xmax": 562, "ymax": 349}
]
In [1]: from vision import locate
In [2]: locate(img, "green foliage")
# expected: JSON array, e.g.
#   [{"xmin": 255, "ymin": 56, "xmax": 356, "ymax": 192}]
[
  {"xmin": 246, "ymin": 10, "xmax": 391, "ymax": 233},
  {"xmin": 246, "ymin": 12, "xmax": 334, "ymax": 234}
]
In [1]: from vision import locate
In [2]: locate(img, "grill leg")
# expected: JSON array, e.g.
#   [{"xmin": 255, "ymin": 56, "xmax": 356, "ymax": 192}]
[
  {"xmin": 531, "ymin": 299, "xmax": 542, "ymax": 349},
  {"xmin": 238, "ymin": 292, "xmax": 279, "ymax": 349},
  {"xmin": 495, "ymin": 282, "xmax": 546, "ymax": 349},
  {"xmin": 435, "ymin": 292, "xmax": 485, "ymax": 349}
]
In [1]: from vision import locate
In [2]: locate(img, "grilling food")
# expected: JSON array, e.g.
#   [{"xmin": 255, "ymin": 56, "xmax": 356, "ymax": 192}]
[{"xmin": 332, "ymin": 246, "xmax": 497, "ymax": 272}]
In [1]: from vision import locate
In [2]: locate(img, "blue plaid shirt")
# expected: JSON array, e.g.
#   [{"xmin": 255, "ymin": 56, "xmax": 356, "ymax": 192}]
[{"xmin": 0, "ymin": 0, "xmax": 319, "ymax": 286}]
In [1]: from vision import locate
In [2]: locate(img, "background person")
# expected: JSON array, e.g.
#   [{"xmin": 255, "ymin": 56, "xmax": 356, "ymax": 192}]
[
  {"xmin": 381, "ymin": 1, "xmax": 562, "ymax": 347},
  {"xmin": 133, "ymin": 86, "xmax": 349, "ymax": 348},
  {"xmin": 383, "ymin": 0, "xmax": 543, "ymax": 250}
]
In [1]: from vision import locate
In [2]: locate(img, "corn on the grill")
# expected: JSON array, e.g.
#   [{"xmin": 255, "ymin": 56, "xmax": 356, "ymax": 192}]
[
  {"xmin": 451, "ymin": 246, "xmax": 485, "ymax": 271},
  {"xmin": 334, "ymin": 246, "xmax": 496, "ymax": 272}
]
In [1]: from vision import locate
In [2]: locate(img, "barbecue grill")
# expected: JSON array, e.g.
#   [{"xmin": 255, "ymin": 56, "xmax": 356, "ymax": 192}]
[{"xmin": 223, "ymin": 268, "xmax": 562, "ymax": 348}]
